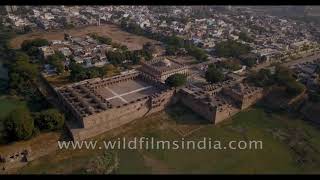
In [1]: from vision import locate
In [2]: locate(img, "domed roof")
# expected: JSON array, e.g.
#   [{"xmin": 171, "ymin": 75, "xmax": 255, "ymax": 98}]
[{"xmin": 161, "ymin": 58, "xmax": 172, "ymax": 67}]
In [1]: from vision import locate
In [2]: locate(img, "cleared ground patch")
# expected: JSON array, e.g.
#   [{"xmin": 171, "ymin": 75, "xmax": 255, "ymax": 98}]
[{"xmin": 10, "ymin": 24, "xmax": 164, "ymax": 51}]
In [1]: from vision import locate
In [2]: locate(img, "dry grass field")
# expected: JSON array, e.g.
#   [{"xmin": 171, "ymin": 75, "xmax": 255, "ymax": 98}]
[
  {"xmin": 10, "ymin": 24, "xmax": 163, "ymax": 51},
  {"xmin": 15, "ymin": 105, "xmax": 320, "ymax": 174}
]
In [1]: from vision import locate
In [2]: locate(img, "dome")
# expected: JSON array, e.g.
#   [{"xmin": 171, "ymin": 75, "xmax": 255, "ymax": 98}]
[{"xmin": 161, "ymin": 58, "xmax": 172, "ymax": 67}]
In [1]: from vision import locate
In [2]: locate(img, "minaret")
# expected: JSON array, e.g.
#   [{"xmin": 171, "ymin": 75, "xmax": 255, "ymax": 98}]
[{"xmin": 97, "ymin": 16, "xmax": 101, "ymax": 26}]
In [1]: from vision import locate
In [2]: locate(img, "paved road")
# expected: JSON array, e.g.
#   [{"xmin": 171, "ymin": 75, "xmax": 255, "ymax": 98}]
[
  {"xmin": 252, "ymin": 53, "xmax": 320, "ymax": 71},
  {"xmin": 282, "ymin": 53, "xmax": 320, "ymax": 67}
]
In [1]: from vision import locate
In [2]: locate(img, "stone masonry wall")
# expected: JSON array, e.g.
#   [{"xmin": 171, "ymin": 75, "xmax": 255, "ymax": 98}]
[
  {"xmin": 71, "ymin": 89, "xmax": 176, "ymax": 141},
  {"xmin": 179, "ymin": 91, "xmax": 216, "ymax": 123}
]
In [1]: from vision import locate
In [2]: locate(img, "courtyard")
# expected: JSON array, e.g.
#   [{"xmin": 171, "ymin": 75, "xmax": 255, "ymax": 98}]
[{"xmin": 95, "ymin": 78, "xmax": 160, "ymax": 107}]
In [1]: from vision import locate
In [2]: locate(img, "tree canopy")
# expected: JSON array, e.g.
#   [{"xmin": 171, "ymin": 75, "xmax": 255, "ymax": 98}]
[
  {"xmin": 48, "ymin": 52, "xmax": 66, "ymax": 74},
  {"xmin": 248, "ymin": 66, "xmax": 305, "ymax": 96},
  {"xmin": 21, "ymin": 38, "xmax": 49, "ymax": 56},
  {"xmin": 205, "ymin": 64, "xmax": 224, "ymax": 83},
  {"xmin": 214, "ymin": 40, "xmax": 251, "ymax": 58},
  {"xmin": 34, "ymin": 109, "xmax": 65, "ymax": 131},
  {"xmin": 165, "ymin": 74, "xmax": 187, "ymax": 87},
  {"xmin": 89, "ymin": 33, "xmax": 112, "ymax": 45},
  {"xmin": 8, "ymin": 51, "xmax": 39, "ymax": 96},
  {"xmin": 4, "ymin": 107, "xmax": 35, "ymax": 141},
  {"xmin": 69, "ymin": 61, "xmax": 113, "ymax": 82},
  {"xmin": 238, "ymin": 32, "xmax": 253, "ymax": 43},
  {"xmin": 216, "ymin": 59, "xmax": 242, "ymax": 71}
]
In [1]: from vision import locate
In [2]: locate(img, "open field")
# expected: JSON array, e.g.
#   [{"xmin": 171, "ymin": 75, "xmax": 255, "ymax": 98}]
[
  {"xmin": 9, "ymin": 24, "xmax": 163, "ymax": 51},
  {"xmin": 15, "ymin": 104, "xmax": 320, "ymax": 174}
]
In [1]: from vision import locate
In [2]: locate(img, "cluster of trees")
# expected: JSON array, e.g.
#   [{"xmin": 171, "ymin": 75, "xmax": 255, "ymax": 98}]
[
  {"xmin": 216, "ymin": 59, "xmax": 242, "ymax": 71},
  {"xmin": 107, "ymin": 50, "xmax": 138, "ymax": 65},
  {"xmin": 21, "ymin": 38, "xmax": 49, "ymax": 57},
  {"xmin": 120, "ymin": 22, "xmax": 145, "ymax": 36},
  {"xmin": 89, "ymin": 33, "xmax": 154, "ymax": 65},
  {"xmin": 214, "ymin": 40, "xmax": 251, "ymax": 59},
  {"xmin": 205, "ymin": 64, "xmax": 225, "ymax": 83},
  {"xmin": 89, "ymin": 33, "xmax": 128, "ymax": 51},
  {"xmin": 1, "ymin": 30, "xmax": 66, "ymax": 144},
  {"xmin": 239, "ymin": 53, "xmax": 258, "ymax": 68},
  {"xmin": 238, "ymin": 32, "xmax": 253, "ymax": 43},
  {"xmin": 47, "ymin": 52, "xmax": 66, "ymax": 74},
  {"xmin": 106, "ymin": 43, "xmax": 153, "ymax": 66},
  {"xmin": 7, "ymin": 51, "xmax": 49, "ymax": 111},
  {"xmin": 120, "ymin": 22, "xmax": 208, "ymax": 62},
  {"xmin": 69, "ymin": 61, "xmax": 115, "ymax": 82},
  {"xmin": 4, "ymin": 107, "xmax": 65, "ymax": 141},
  {"xmin": 247, "ymin": 69, "xmax": 275, "ymax": 87},
  {"xmin": 248, "ymin": 66, "xmax": 305, "ymax": 96},
  {"xmin": 89, "ymin": 33, "xmax": 112, "ymax": 45},
  {"xmin": 275, "ymin": 66, "xmax": 305, "ymax": 96},
  {"xmin": 8, "ymin": 52, "xmax": 39, "ymax": 97},
  {"xmin": 142, "ymin": 42, "xmax": 156, "ymax": 57},
  {"xmin": 164, "ymin": 36, "xmax": 208, "ymax": 61},
  {"xmin": 165, "ymin": 74, "xmax": 187, "ymax": 87}
]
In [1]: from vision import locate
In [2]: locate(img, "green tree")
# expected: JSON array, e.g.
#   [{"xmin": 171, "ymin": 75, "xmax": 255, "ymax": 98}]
[
  {"xmin": 165, "ymin": 74, "xmax": 187, "ymax": 87},
  {"xmin": 217, "ymin": 59, "xmax": 242, "ymax": 71},
  {"xmin": 34, "ymin": 109, "xmax": 65, "ymax": 131},
  {"xmin": 205, "ymin": 64, "xmax": 224, "ymax": 83},
  {"xmin": 239, "ymin": 53, "xmax": 257, "ymax": 67},
  {"xmin": 248, "ymin": 69, "xmax": 275, "ymax": 87},
  {"xmin": 89, "ymin": 33, "xmax": 112, "ymax": 45},
  {"xmin": 21, "ymin": 38, "xmax": 49, "ymax": 57},
  {"xmin": 238, "ymin": 32, "xmax": 253, "ymax": 43},
  {"xmin": 4, "ymin": 107, "xmax": 35, "ymax": 141},
  {"xmin": 165, "ymin": 45, "xmax": 178, "ymax": 55},
  {"xmin": 69, "ymin": 61, "xmax": 86, "ymax": 81},
  {"xmin": 87, "ymin": 68, "xmax": 100, "ymax": 79},
  {"xmin": 143, "ymin": 42, "xmax": 156, "ymax": 54},
  {"xmin": 21, "ymin": 38, "xmax": 49, "ymax": 51},
  {"xmin": 48, "ymin": 52, "xmax": 66, "ymax": 74},
  {"xmin": 286, "ymin": 80, "xmax": 305, "ymax": 96},
  {"xmin": 215, "ymin": 40, "xmax": 251, "ymax": 58}
]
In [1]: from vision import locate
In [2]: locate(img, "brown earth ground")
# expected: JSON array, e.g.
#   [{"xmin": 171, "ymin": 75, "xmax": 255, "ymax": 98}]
[{"xmin": 9, "ymin": 24, "xmax": 163, "ymax": 51}]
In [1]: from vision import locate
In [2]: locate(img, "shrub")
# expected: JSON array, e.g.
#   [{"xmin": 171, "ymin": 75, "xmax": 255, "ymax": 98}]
[
  {"xmin": 165, "ymin": 74, "xmax": 187, "ymax": 87},
  {"xmin": 35, "ymin": 109, "xmax": 65, "ymax": 131},
  {"xmin": 4, "ymin": 107, "xmax": 34, "ymax": 141}
]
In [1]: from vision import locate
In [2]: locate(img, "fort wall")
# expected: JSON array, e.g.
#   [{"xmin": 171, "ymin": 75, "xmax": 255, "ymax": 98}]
[
  {"xmin": 214, "ymin": 103, "xmax": 240, "ymax": 123},
  {"xmin": 241, "ymin": 92, "xmax": 263, "ymax": 109},
  {"xmin": 179, "ymin": 89, "xmax": 216, "ymax": 123},
  {"xmin": 70, "ymin": 88, "xmax": 176, "ymax": 141}
]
